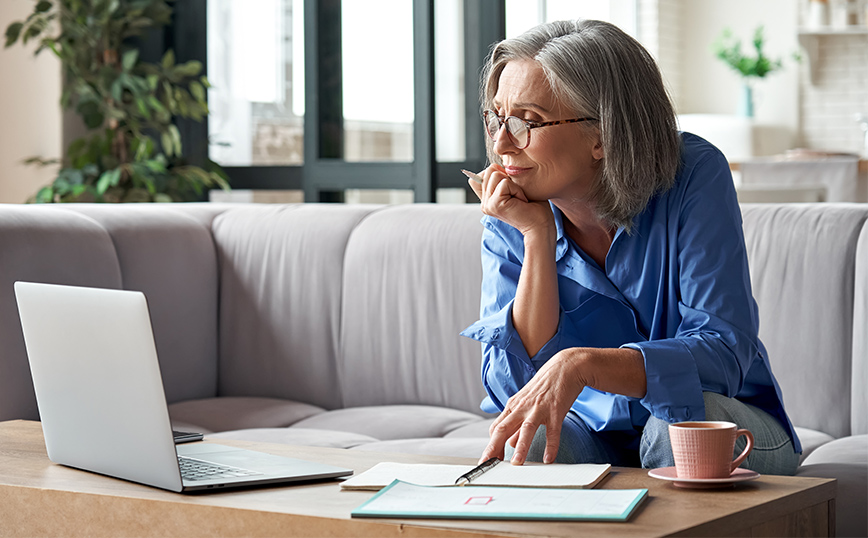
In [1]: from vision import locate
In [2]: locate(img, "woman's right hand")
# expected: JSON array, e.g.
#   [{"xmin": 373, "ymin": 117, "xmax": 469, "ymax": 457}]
[{"xmin": 468, "ymin": 164, "xmax": 554, "ymax": 238}]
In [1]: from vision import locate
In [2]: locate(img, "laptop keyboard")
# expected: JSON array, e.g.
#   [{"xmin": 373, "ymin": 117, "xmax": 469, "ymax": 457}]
[{"xmin": 178, "ymin": 456, "xmax": 263, "ymax": 481}]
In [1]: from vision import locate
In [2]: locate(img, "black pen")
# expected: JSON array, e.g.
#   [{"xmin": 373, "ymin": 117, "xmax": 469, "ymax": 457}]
[{"xmin": 455, "ymin": 457, "xmax": 501, "ymax": 486}]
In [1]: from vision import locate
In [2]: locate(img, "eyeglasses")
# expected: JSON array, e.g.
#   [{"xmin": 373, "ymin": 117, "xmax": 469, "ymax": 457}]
[{"xmin": 482, "ymin": 110, "xmax": 598, "ymax": 149}]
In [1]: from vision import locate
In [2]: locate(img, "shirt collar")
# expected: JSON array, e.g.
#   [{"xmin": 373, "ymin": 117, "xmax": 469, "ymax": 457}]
[
  {"xmin": 550, "ymin": 201, "xmax": 631, "ymax": 261},
  {"xmin": 550, "ymin": 201, "xmax": 569, "ymax": 261}
]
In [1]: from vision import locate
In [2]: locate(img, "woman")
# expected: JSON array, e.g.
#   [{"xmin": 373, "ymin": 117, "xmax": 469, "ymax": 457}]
[{"xmin": 460, "ymin": 19, "xmax": 801, "ymax": 474}]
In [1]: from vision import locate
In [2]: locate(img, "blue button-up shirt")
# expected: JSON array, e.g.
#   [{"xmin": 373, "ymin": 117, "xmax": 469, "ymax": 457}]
[{"xmin": 461, "ymin": 133, "xmax": 800, "ymax": 453}]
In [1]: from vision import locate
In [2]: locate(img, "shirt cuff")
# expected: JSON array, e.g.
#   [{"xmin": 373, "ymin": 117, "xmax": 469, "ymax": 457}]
[
  {"xmin": 460, "ymin": 301, "xmax": 565, "ymax": 367},
  {"xmin": 622, "ymin": 339, "xmax": 706, "ymax": 423}
]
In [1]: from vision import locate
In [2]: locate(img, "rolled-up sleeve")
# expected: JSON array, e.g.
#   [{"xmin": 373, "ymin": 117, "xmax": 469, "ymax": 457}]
[
  {"xmin": 624, "ymin": 149, "xmax": 761, "ymax": 423},
  {"xmin": 460, "ymin": 218, "xmax": 568, "ymax": 413}
]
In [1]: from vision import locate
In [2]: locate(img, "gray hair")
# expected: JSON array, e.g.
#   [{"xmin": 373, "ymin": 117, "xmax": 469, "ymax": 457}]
[{"xmin": 482, "ymin": 20, "xmax": 681, "ymax": 229}]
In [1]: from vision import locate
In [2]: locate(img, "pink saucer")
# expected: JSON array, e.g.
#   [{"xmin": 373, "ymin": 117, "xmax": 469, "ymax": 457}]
[{"xmin": 647, "ymin": 466, "xmax": 760, "ymax": 489}]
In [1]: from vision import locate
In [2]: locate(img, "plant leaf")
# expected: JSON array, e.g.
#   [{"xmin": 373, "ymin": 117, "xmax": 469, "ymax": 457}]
[
  {"xmin": 122, "ymin": 48, "xmax": 139, "ymax": 71},
  {"xmin": 161, "ymin": 132, "xmax": 174, "ymax": 157},
  {"xmin": 168, "ymin": 124, "xmax": 182, "ymax": 156},
  {"xmin": 189, "ymin": 80, "xmax": 205, "ymax": 102},
  {"xmin": 5, "ymin": 22, "xmax": 23, "ymax": 47},
  {"xmin": 96, "ymin": 168, "xmax": 122, "ymax": 194},
  {"xmin": 161, "ymin": 49, "xmax": 175, "ymax": 69},
  {"xmin": 35, "ymin": 186, "xmax": 54, "ymax": 203}
]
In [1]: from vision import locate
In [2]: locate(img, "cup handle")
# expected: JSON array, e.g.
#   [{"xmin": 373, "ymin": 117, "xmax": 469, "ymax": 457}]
[{"xmin": 730, "ymin": 429, "xmax": 754, "ymax": 472}]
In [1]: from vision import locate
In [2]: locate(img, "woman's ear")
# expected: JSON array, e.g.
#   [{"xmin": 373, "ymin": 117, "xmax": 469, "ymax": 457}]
[{"xmin": 591, "ymin": 138, "xmax": 604, "ymax": 161}]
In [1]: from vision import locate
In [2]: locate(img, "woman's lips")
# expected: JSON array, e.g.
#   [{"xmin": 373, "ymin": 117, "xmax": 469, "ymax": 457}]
[{"xmin": 504, "ymin": 166, "xmax": 531, "ymax": 176}]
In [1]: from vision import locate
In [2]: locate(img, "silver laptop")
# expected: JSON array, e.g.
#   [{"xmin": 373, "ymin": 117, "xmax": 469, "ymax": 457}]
[{"xmin": 14, "ymin": 281, "xmax": 353, "ymax": 493}]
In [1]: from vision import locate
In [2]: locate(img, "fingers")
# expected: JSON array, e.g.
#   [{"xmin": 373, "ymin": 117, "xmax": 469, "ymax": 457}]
[
  {"xmin": 468, "ymin": 177, "xmax": 483, "ymax": 200},
  {"xmin": 543, "ymin": 422, "xmax": 562, "ymax": 464},
  {"xmin": 509, "ymin": 420, "xmax": 541, "ymax": 466},
  {"xmin": 482, "ymin": 409, "xmax": 519, "ymax": 464}
]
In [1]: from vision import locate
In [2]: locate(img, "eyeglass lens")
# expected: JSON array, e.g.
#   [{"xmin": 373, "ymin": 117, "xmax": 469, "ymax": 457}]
[{"xmin": 485, "ymin": 114, "xmax": 529, "ymax": 148}]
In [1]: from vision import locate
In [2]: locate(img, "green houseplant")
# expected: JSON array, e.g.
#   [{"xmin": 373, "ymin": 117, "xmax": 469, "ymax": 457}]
[
  {"xmin": 712, "ymin": 26, "xmax": 792, "ymax": 117},
  {"xmin": 4, "ymin": 0, "xmax": 228, "ymax": 203}
]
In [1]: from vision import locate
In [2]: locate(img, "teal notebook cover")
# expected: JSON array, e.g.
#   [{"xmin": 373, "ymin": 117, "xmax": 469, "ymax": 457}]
[{"xmin": 351, "ymin": 480, "xmax": 648, "ymax": 521}]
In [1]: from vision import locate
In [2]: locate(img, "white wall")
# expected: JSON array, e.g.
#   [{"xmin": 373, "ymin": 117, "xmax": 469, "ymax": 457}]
[
  {"xmin": 0, "ymin": 0, "xmax": 62, "ymax": 204},
  {"xmin": 677, "ymin": 0, "xmax": 800, "ymax": 148},
  {"xmin": 800, "ymin": 33, "xmax": 868, "ymax": 153}
]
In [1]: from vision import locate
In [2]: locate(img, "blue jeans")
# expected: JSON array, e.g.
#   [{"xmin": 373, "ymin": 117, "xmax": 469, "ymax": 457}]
[{"xmin": 508, "ymin": 392, "xmax": 800, "ymax": 475}]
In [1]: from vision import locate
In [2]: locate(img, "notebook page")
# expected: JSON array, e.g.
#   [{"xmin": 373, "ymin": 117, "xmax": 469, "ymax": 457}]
[
  {"xmin": 341, "ymin": 462, "xmax": 474, "ymax": 490},
  {"xmin": 473, "ymin": 462, "xmax": 611, "ymax": 488}
]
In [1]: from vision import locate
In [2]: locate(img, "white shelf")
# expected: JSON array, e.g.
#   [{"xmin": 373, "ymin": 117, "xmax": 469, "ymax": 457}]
[
  {"xmin": 797, "ymin": 27, "xmax": 868, "ymax": 84},
  {"xmin": 798, "ymin": 26, "xmax": 868, "ymax": 36}
]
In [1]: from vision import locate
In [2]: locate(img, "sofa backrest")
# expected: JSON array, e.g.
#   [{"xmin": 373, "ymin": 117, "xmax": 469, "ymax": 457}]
[
  {"xmin": 338, "ymin": 204, "xmax": 488, "ymax": 415},
  {"xmin": 852, "ymin": 222, "xmax": 868, "ymax": 435},
  {"xmin": 211, "ymin": 204, "xmax": 379, "ymax": 410},
  {"xmin": 0, "ymin": 204, "xmax": 225, "ymax": 422},
  {"xmin": 741, "ymin": 203, "xmax": 868, "ymax": 438},
  {"xmin": 1, "ymin": 202, "xmax": 866, "ymax": 437}
]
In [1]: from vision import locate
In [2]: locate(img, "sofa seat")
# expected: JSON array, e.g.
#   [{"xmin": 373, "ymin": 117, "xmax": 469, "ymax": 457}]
[
  {"xmin": 206, "ymin": 427, "xmax": 380, "ymax": 449},
  {"xmin": 794, "ymin": 427, "xmax": 837, "ymax": 463},
  {"xmin": 197, "ymin": 398, "xmax": 494, "ymax": 458},
  {"xmin": 350, "ymin": 438, "xmax": 491, "ymax": 458},
  {"xmin": 797, "ymin": 435, "xmax": 868, "ymax": 538},
  {"xmin": 180, "ymin": 403, "xmax": 492, "ymax": 457},
  {"xmin": 291, "ymin": 405, "xmax": 484, "ymax": 441},
  {"xmin": 168, "ymin": 396, "xmax": 325, "ymax": 434},
  {"xmin": 800, "ymin": 434, "xmax": 867, "ymax": 466}
]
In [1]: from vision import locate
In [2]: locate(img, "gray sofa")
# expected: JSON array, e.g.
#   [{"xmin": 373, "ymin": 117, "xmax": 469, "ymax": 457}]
[{"xmin": 0, "ymin": 202, "xmax": 865, "ymax": 536}]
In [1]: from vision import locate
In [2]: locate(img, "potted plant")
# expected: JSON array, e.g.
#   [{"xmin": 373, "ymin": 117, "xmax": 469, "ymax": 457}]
[
  {"xmin": 4, "ymin": 0, "xmax": 229, "ymax": 203},
  {"xmin": 712, "ymin": 26, "xmax": 794, "ymax": 118}
]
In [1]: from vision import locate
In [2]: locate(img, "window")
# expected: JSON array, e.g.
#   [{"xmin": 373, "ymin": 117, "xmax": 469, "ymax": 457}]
[
  {"xmin": 175, "ymin": 1, "xmax": 639, "ymax": 202},
  {"xmin": 506, "ymin": 0, "xmax": 637, "ymax": 38},
  {"xmin": 341, "ymin": 0, "xmax": 415, "ymax": 163},
  {"xmin": 207, "ymin": 0, "xmax": 304, "ymax": 166}
]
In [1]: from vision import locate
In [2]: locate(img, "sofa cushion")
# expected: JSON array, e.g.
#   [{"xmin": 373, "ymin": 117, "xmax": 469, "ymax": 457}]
[
  {"xmin": 349, "ymin": 437, "xmax": 490, "ymax": 459},
  {"xmin": 741, "ymin": 204, "xmax": 868, "ymax": 438},
  {"xmin": 168, "ymin": 397, "xmax": 325, "ymax": 433},
  {"xmin": 62, "ymin": 205, "xmax": 222, "ymax": 404},
  {"xmin": 206, "ymin": 427, "xmax": 379, "ymax": 449},
  {"xmin": 212, "ymin": 204, "xmax": 378, "ymax": 410},
  {"xmin": 852, "ymin": 222, "xmax": 868, "ymax": 435},
  {"xmin": 797, "ymin": 460, "xmax": 868, "ymax": 538},
  {"xmin": 794, "ymin": 427, "xmax": 836, "ymax": 463},
  {"xmin": 800, "ymin": 434, "xmax": 868, "ymax": 466},
  {"xmin": 0, "ymin": 206, "xmax": 123, "ymax": 422},
  {"xmin": 339, "ymin": 204, "xmax": 488, "ymax": 414},
  {"xmin": 291, "ymin": 405, "xmax": 483, "ymax": 440},
  {"xmin": 445, "ymin": 418, "xmax": 495, "ymax": 438}
]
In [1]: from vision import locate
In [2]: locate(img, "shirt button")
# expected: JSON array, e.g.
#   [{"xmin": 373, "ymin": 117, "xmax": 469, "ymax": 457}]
[
  {"xmin": 493, "ymin": 328, "xmax": 501, "ymax": 338},
  {"xmin": 684, "ymin": 408, "xmax": 691, "ymax": 419},
  {"xmin": 477, "ymin": 328, "xmax": 485, "ymax": 338}
]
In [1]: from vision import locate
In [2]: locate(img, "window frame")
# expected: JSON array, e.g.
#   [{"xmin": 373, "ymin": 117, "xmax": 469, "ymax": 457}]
[{"xmin": 171, "ymin": 0, "xmax": 505, "ymax": 202}]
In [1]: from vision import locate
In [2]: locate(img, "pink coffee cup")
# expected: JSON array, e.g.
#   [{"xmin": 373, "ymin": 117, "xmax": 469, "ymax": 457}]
[{"xmin": 669, "ymin": 421, "xmax": 754, "ymax": 479}]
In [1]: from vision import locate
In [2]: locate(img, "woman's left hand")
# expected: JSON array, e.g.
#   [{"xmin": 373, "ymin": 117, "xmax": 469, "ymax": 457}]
[{"xmin": 480, "ymin": 348, "xmax": 587, "ymax": 465}]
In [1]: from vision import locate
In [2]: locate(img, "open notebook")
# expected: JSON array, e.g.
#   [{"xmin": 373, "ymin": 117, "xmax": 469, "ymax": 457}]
[{"xmin": 341, "ymin": 460, "xmax": 611, "ymax": 491}]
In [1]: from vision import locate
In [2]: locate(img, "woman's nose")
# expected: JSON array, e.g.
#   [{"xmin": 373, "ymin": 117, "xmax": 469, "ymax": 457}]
[{"xmin": 492, "ymin": 124, "xmax": 518, "ymax": 155}]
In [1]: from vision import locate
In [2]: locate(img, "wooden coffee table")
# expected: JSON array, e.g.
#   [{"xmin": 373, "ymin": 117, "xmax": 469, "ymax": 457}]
[{"xmin": 0, "ymin": 420, "xmax": 835, "ymax": 537}]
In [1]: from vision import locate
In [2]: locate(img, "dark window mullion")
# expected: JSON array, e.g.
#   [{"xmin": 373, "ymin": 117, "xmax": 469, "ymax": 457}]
[
  {"xmin": 412, "ymin": 0, "xmax": 435, "ymax": 202},
  {"xmin": 433, "ymin": 0, "xmax": 505, "ymax": 201},
  {"xmin": 463, "ymin": 0, "xmax": 505, "ymax": 171},
  {"xmin": 303, "ymin": 0, "xmax": 344, "ymax": 201}
]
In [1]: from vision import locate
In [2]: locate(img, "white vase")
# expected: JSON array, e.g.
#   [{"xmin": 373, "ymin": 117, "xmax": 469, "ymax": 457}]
[{"xmin": 807, "ymin": 0, "xmax": 830, "ymax": 28}]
